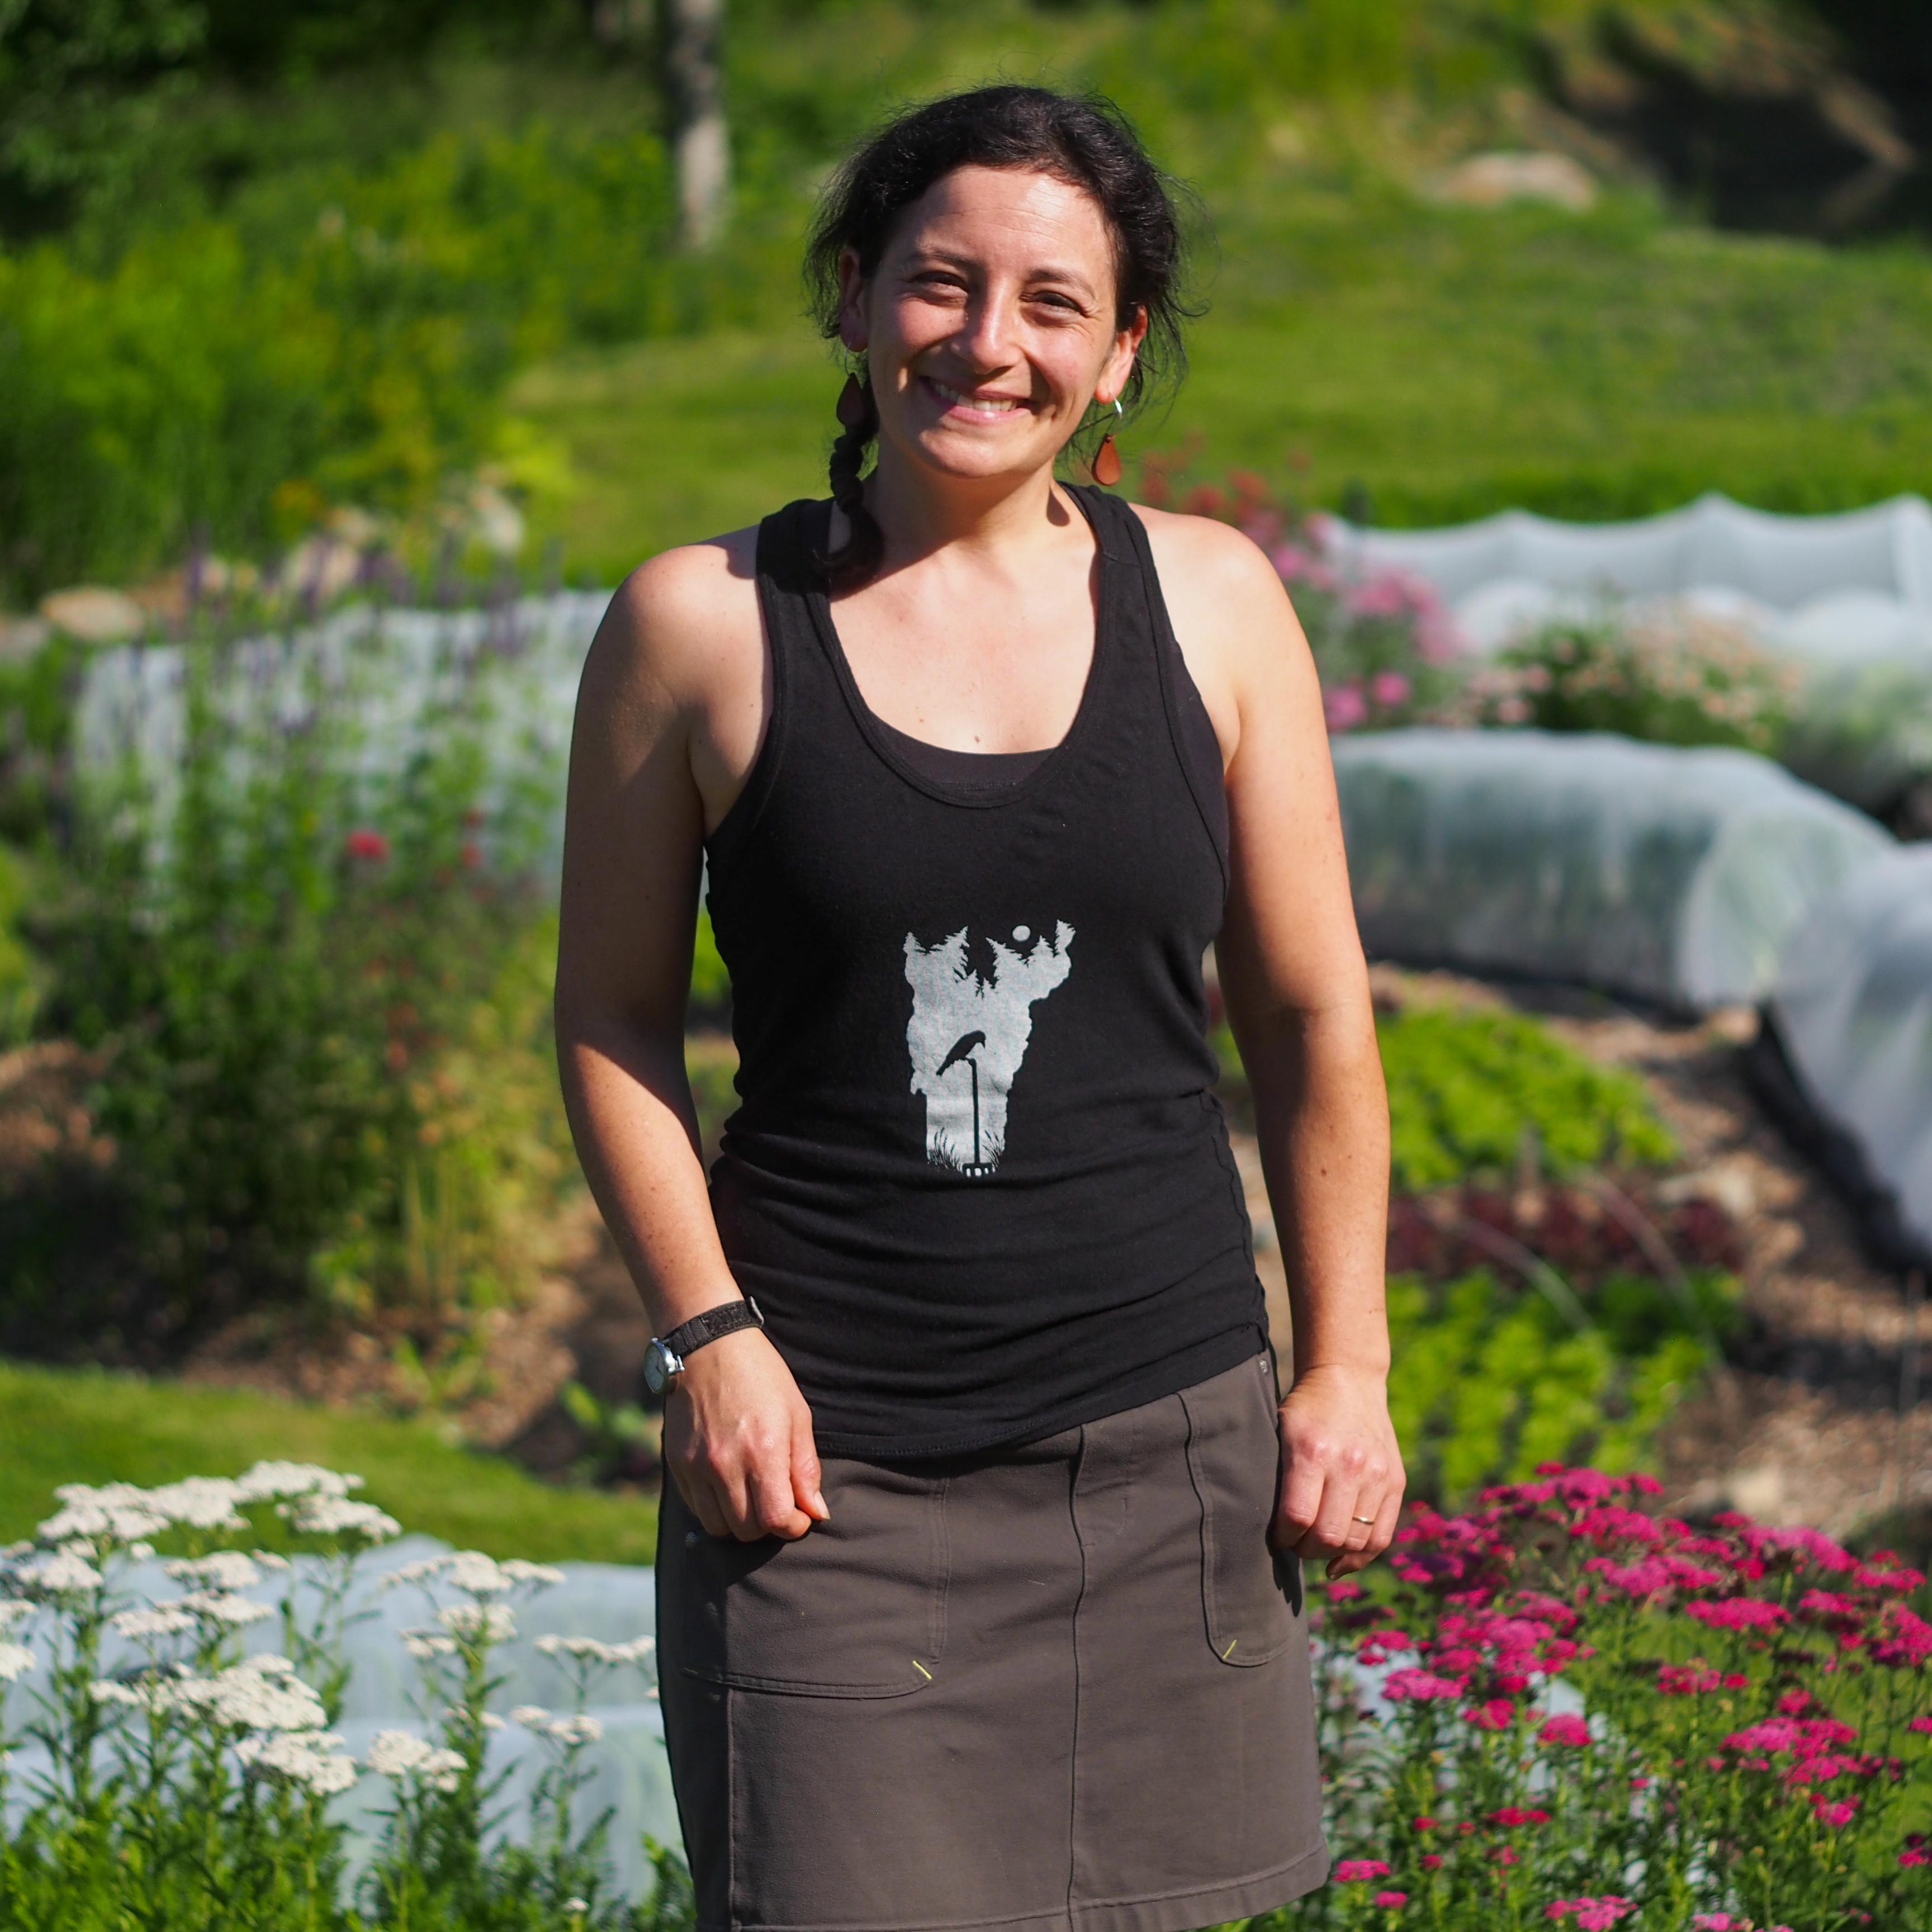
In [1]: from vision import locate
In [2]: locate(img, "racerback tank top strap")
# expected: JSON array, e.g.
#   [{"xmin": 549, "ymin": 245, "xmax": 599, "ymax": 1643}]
[{"xmin": 703, "ymin": 483, "xmax": 1265, "ymax": 1459}]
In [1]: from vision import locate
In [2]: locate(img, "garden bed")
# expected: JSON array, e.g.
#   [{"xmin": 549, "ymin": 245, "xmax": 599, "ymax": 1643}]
[{"xmin": 115, "ymin": 967, "xmax": 1926, "ymax": 1556}]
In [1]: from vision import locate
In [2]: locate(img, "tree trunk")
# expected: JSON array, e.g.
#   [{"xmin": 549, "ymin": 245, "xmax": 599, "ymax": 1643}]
[{"xmin": 662, "ymin": 0, "xmax": 729, "ymax": 248}]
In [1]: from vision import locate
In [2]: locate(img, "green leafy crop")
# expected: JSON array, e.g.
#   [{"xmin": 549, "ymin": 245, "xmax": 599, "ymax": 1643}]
[
  {"xmin": 1386, "ymin": 1264, "xmax": 1735, "ymax": 1504},
  {"xmin": 1379, "ymin": 1002, "xmax": 1677, "ymax": 1192}
]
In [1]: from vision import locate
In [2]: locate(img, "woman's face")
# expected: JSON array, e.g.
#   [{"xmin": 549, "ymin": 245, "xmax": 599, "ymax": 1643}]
[{"xmin": 838, "ymin": 164, "xmax": 1147, "ymax": 490}]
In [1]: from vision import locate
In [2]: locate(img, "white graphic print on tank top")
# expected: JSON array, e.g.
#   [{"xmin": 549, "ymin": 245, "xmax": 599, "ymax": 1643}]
[{"xmin": 903, "ymin": 922, "xmax": 1074, "ymax": 1176}]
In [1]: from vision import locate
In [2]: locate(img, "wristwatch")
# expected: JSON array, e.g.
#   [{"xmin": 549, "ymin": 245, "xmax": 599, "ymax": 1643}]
[{"xmin": 643, "ymin": 1297, "xmax": 765, "ymax": 1396}]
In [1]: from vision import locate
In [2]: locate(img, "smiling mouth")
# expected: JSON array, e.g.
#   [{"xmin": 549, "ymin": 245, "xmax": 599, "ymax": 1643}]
[{"xmin": 925, "ymin": 377, "xmax": 1029, "ymax": 417}]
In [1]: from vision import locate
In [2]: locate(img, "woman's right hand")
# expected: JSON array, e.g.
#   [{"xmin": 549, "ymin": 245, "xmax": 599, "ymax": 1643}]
[{"xmin": 664, "ymin": 1328, "xmax": 831, "ymax": 1541}]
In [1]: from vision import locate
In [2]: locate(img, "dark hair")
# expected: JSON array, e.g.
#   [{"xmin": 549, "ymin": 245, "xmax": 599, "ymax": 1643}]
[{"xmin": 804, "ymin": 84, "xmax": 1200, "ymax": 589}]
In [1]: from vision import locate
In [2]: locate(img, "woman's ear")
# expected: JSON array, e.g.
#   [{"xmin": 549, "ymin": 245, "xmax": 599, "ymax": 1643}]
[
  {"xmin": 1097, "ymin": 304, "xmax": 1149, "ymax": 409},
  {"xmin": 836, "ymin": 245, "xmax": 870, "ymax": 353}
]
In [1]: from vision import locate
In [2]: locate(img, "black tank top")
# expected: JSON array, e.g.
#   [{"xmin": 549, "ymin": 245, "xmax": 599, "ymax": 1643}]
[{"xmin": 703, "ymin": 484, "xmax": 1267, "ymax": 1457}]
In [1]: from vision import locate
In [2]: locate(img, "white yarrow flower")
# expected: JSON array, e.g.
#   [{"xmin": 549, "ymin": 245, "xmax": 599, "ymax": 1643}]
[
  {"xmin": 36, "ymin": 1499, "xmax": 170, "ymax": 1543},
  {"xmin": 175, "ymin": 1659, "xmax": 328, "ymax": 1732},
  {"xmin": 252, "ymin": 1550, "xmax": 292, "ymax": 1571},
  {"xmin": 142, "ymin": 1478, "xmax": 248, "ymax": 1532},
  {"xmin": 236, "ymin": 1730, "xmax": 359, "ymax": 1793},
  {"xmin": 285, "ymin": 1497, "xmax": 400, "ymax": 1541},
  {"xmin": 547, "ymin": 1714, "xmax": 602, "ymax": 1745},
  {"xmin": 164, "ymin": 1551, "xmax": 261, "ymax": 1590},
  {"xmin": 400, "ymin": 1626, "xmax": 457, "ymax": 1659},
  {"xmin": 0, "ymin": 1601, "xmax": 34, "ymax": 1633},
  {"xmin": 0, "ymin": 1641, "xmax": 36, "ymax": 1683},
  {"xmin": 480, "ymin": 1711, "xmax": 504, "ymax": 1730},
  {"xmin": 510, "ymin": 1704, "xmax": 551, "ymax": 1728},
  {"xmin": 498, "ymin": 1559, "xmax": 565, "ymax": 1588},
  {"xmin": 110, "ymin": 1606, "xmax": 198, "ymax": 1641},
  {"xmin": 438, "ymin": 1602, "xmax": 514, "ymax": 1643},
  {"xmin": 380, "ymin": 1556, "xmax": 452, "ymax": 1592},
  {"xmin": 534, "ymin": 1633, "xmax": 654, "ymax": 1665},
  {"xmin": 13, "ymin": 1549, "xmax": 101, "ymax": 1595},
  {"xmin": 234, "ymin": 1461, "xmax": 363, "ymax": 1503},
  {"xmin": 364, "ymin": 1728, "xmax": 438, "ymax": 1777},
  {"xmin": 177, "ymin": 1590, "xmax": 274, "ymax": 1628}
]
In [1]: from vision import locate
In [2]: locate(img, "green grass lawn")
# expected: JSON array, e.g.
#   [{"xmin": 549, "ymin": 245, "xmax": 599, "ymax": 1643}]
[
  {"xmin": 0, "ymin": 1356, "xmax": 659, "ymax": 1564},
  {"xmin": 513, "ymin": 187, "xmax": 1932, "ymax": 580}
]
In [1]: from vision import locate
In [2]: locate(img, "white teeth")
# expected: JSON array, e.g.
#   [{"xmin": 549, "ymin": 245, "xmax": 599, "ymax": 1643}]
[{"xmin": 931, "ymin": 380, "xmax": 1021, "ymax": 415}]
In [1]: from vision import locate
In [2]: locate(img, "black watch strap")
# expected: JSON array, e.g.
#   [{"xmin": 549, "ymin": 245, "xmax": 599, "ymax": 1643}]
[{"xmin": 661, "ymin": 1296, "xmax": 764, "ymax": 1361}]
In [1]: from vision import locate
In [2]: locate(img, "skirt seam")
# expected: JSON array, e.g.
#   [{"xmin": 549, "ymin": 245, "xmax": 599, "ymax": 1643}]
[{"xmin": 1072, "ymin": 1835, "xmax": 1330, "ymax": 1915}]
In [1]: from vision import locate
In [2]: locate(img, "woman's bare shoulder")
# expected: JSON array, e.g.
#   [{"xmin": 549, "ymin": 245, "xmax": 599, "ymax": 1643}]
[
  {"xmin": 584, "ymin": 526, "xmax": 765, "ymax": 712},
  {"xmin": 1126, "ymin": 502, "xmax": 1289, "ymax": 611}
]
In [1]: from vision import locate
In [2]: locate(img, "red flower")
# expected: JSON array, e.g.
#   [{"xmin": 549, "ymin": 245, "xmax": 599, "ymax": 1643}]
[{"xmin": 345, "ymin": 828, "xmax": 389, "ymax": 861}]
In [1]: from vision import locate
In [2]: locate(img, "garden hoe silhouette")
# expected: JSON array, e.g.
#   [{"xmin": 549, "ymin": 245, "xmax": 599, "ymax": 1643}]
[{"xmin": 937, "ymin": 1030, "xmax": 992, "ymax": 1176}]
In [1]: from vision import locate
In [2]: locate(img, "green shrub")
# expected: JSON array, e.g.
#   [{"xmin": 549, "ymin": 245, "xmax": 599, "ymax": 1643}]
[
  {"xmin": 0, "ymin": 119, "xmax": 697, "ymax": 598},
  {"xmin": 0, "ymin": 839, "xmax": 42, "ymax": 1042},
  {"xmin": 1445, "ymin": 610, "xmax": 1805, "ymax": 755},
  {"xmin": 1377, "ymin": 1002, "xmax": 1678, "ymax": 1192},
  {"xmin": 29, "ymin": 613, "xmax": 576, "ymax": 1348}
]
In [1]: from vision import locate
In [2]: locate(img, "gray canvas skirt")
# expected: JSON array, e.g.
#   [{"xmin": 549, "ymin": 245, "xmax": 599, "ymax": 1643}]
[{"xmin": 656, "ymin": 1352, "xmax": 1331, "ymax": 1932}]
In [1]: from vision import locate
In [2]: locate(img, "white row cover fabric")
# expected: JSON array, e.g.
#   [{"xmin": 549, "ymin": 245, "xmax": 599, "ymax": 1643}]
[
  {"xmin": 73, "ymin": 592, "xmax": 610, "ymax": 874},
  {"xmin": 1, "ymin": 1533, "xmax": 680, "ymax": 1903},
  {"xmin": 1332, "ymin": 730, "xmax": 1893, "ymax": 1012},
  {"xmin": 1327, "ymin": 492, "xmax": 1932, "ymax": 625},
  {"xmin": 1771, "ymin": 846, "xmax": 1932, "ymax": 1262}
]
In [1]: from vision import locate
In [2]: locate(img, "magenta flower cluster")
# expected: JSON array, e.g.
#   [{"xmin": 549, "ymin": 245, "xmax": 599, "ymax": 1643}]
[{"xmin": 1300, "ymin": 1465, "xmax": 1932, "ymax": 1929}]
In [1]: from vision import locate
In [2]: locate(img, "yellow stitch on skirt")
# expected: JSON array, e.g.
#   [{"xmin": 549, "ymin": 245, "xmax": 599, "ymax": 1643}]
[
  {"xmin": 913, "ymin": 1659, "xmax": 933, "ymax": 1680},
  {"xmin": 1222, "ymin": 1639, "xmax": 1238, "ymax": 1660}
]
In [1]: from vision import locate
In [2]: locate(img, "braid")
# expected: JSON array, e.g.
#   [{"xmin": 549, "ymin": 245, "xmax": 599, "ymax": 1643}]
[{"xmin": 820, "ymin": 378, "xmax": 884, "ymax": 591}]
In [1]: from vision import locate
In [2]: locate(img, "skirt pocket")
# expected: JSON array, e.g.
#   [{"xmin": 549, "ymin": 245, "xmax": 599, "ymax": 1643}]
[
  {"xmin": 1181, "ymin": 1355, "xmax": 1302, "ymax": 1668},
  {"xmin": 673, "ymin": 1457, "xmax": 949, "ymax": 1698}
]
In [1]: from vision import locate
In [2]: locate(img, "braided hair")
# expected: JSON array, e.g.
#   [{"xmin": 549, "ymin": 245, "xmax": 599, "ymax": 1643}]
[{"xmin": 805, "ymin": 85, "xmax": 1200, "ymax": 593}]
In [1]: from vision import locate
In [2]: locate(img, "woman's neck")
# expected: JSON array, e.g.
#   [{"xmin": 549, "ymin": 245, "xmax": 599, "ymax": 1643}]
[{"xmin": 860, "ymin": 443, "xmax": 1076, "ymax": 572}]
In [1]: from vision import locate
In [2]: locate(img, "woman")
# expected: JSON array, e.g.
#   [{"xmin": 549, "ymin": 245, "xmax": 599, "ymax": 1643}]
[{"xmin": 555, "ymin": 84, "xmax": 1401, "ymax": 1932}]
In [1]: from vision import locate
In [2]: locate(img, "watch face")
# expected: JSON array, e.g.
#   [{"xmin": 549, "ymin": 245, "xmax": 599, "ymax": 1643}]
[{"xmin": 643, "ymin": 1339, "xmax": 679, "ymax": 1396}]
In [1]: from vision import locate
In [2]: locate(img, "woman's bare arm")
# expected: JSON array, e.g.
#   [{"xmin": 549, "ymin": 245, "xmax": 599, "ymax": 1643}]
[
  {"xmin": 1140, "ymin": 508, "xmax": 1403, "ymax": 1582},
  {"xmin": 555, "ymin": 535, "xmax": 828, "ymax": 1543}
]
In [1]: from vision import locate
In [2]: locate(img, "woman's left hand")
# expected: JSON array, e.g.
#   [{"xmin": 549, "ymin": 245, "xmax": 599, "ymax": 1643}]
[{"xmin": 1271, "ymin": 1362, "xmax": 1406, "ymax": 1581}]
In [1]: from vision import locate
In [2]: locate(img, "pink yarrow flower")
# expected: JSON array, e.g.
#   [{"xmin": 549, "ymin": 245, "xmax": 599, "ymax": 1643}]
[
  {"xmin": 1539, "ymin": 1713, "xmax": 1591, "ymax": 1747},
  {"xmin": 1687, "ymin": 1597, "xmax": 1788, "ymax": 1632},
  {"xmin": 1370, "ymin": 670, "xmax": 1412, "ymax": 708},
  {"xmin": 1334, "ymin": 1859, "xmax": 1391, "ymax": 1883},
  {"xmin": 1384, "ymin": 1669, "xmax": 1464, "ymax": 1703},
  {"xmin": 1324, "ymin": 682, "xmax": 1368, "ymax": 732},
  {"xmin": 345, "ymin": 828, "xmax": 389, "ymax": 861},
  {"xmin": 1546, "ymin": 1899, "xmax": 1635, "ymax": 1929},
  {"xmin": 1373, "ymin": 1893, "xmax": 1408, "ymax": 1910}
]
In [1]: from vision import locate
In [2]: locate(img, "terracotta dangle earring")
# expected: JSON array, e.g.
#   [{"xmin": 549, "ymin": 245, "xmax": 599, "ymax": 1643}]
[
  {"xmin": 836, "ymin": 371, "xmax": 870, "ymax": 429},
  {"xmin": 1091, "ymin": 397, "xmax": 1124, "ymax": 487}
]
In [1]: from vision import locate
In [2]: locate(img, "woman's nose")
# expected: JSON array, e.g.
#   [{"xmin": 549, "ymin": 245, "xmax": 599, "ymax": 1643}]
[{"xmin": 953, "ymin": 291, "xmax": 1019, "ymax": 370}]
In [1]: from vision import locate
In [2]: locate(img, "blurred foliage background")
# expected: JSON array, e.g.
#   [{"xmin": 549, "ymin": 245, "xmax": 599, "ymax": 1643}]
[{"xmin": 3, "ymin": 0, "xmax": 1932, "ymax": 600}]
